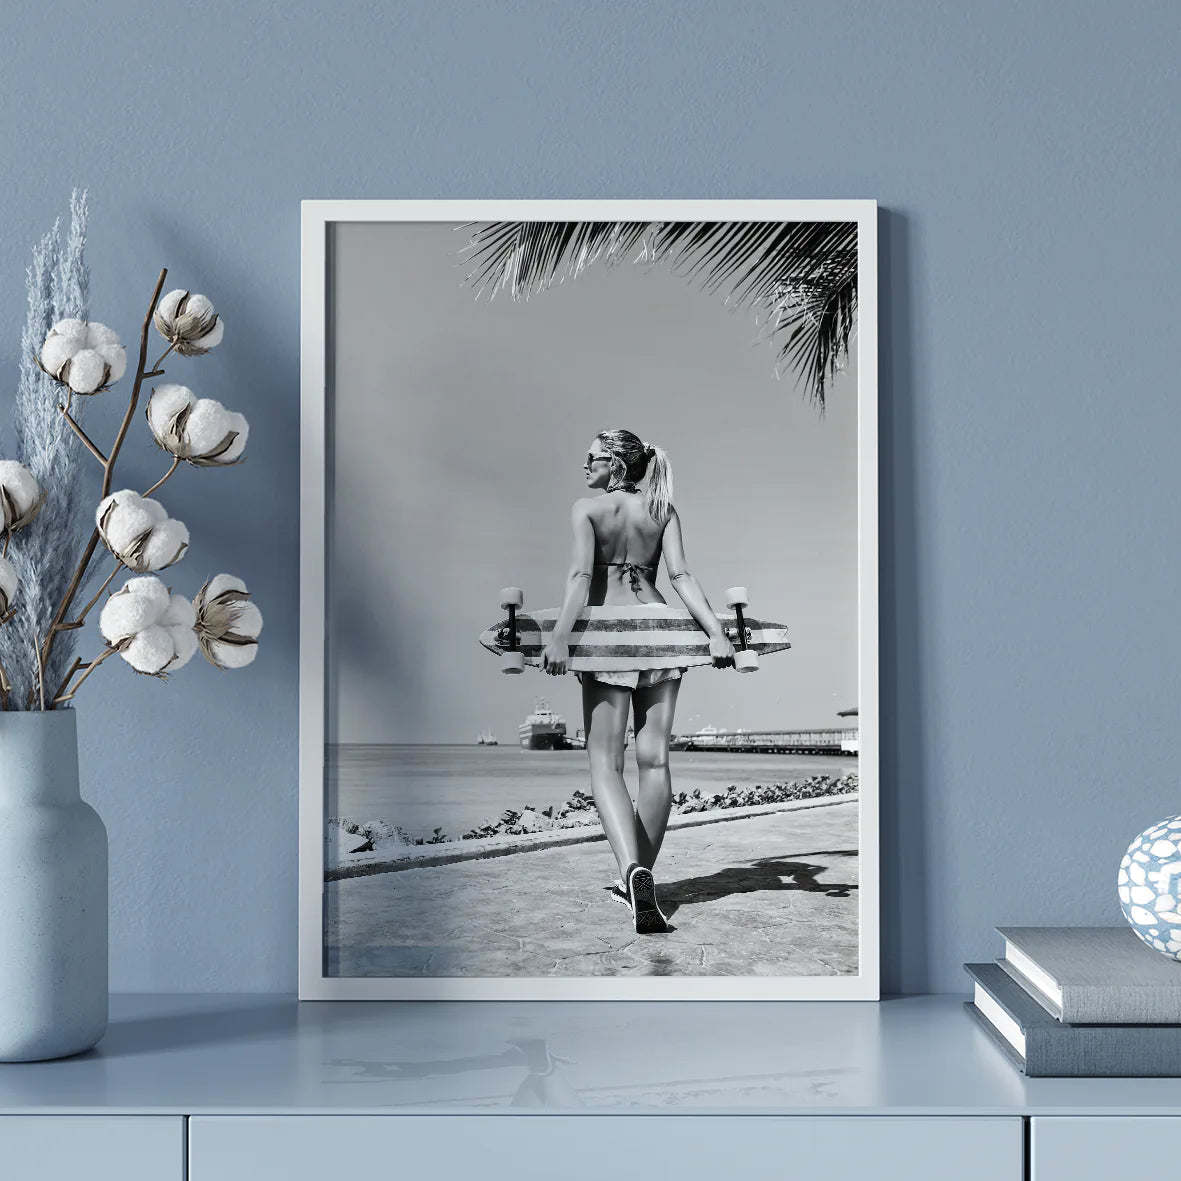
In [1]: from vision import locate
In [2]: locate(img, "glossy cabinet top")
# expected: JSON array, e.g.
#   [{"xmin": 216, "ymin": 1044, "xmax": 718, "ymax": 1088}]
[{"xmin": 0, "ymin": 994, "xmax": 1177, "ymax": 1115}]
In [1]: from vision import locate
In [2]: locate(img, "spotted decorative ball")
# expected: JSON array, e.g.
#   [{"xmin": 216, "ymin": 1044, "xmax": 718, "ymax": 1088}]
[{"xmin": 1119, "ymin": 815, "xmax": 1181, "ymax": 959}]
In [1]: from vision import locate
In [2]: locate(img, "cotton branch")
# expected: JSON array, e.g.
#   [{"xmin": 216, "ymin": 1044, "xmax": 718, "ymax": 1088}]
[
  {"xmin": 52, "ymin": 648, "xmax": 116, "ymax": 705},
  {"xmin": 40, "ymin": 266, "xmax": 169, "ymax": 700},
  {"xmin": 58, "ymin": 405, "xmax": 108, "ymax": 464}
]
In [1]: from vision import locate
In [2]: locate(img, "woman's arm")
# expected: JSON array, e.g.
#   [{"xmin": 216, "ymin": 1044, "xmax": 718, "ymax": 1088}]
[
  {"xmin": 662, "ymin": 508, "xmax": 735, "ymax": 666},
  {"xmin": 541, "ymin": 500, "xmax": 595, "ymax": 675}
]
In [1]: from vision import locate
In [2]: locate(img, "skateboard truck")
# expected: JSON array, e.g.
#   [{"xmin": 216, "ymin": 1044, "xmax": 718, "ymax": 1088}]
[
  {"xmin": 724, "ymin": 587, "xmax": 759, "ymax": 672},
  {"xmin": 499, "ymin": 587, "xmax": 524, "ymax": 674}
]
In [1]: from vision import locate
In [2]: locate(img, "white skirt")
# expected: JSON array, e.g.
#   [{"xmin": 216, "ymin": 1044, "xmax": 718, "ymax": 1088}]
[{"xmin": 577, "ymin": 667, "xmax": 685, "ymax": 690}]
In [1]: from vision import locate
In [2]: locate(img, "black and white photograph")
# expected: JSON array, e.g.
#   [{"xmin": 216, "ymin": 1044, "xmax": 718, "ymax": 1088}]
[{"xmin": 299, "ymin": 200, "xmax": 879, "ymax": 999}]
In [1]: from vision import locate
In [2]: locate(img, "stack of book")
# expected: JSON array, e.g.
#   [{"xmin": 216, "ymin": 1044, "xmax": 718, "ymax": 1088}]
[{"xmin": 966, "ymin": 926, "xmax": 1181, "ymax": 1076}]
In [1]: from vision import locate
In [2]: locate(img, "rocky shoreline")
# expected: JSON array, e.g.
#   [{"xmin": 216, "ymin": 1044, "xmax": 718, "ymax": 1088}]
[{"xmin": 331, "ymin": 772, "xmax": 858, "ymax": 853}]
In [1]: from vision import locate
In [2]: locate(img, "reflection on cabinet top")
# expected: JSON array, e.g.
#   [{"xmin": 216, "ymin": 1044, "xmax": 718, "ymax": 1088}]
[{"xmin": 1, "ymin": 993, "xmax": 1181, "ymax": 1116}]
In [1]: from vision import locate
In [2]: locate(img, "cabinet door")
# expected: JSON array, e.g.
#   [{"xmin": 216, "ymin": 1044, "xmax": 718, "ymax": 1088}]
[
  {"xmin": 190, "ymin": 1115, "xmax": 1021, "ymax": 1181},
  {"xmin": 1033, "ymin": 1117, "xmax": 1178, "ymax": 1181},
  {"xmin": 0, "ymin": 1116, "xmax": 184, "ymax": 1181}
]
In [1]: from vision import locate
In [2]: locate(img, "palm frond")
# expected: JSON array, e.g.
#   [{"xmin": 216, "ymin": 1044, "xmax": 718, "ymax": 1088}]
[
  {"xmin": 459, "ymin": 221, "xmax": 652, "ymax": 300},
  {"xmin": 460, "ymin": 219, "xmax": 858, "ymax": 408}
]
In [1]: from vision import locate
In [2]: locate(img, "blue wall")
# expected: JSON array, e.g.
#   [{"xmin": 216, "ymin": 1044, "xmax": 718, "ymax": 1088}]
[{"xmin": 1, "ymin": 0, "xmax": 1177, "ymax": 994}]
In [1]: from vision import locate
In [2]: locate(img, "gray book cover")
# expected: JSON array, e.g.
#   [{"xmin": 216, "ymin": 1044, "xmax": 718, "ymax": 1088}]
[
  {"xmin": 965, "ymin": 962, "xmax": 1181, "ymax": 1077},
  {"xmin": 997, "ymin": 925, "xmax": 1181, "ymax": 1024}
]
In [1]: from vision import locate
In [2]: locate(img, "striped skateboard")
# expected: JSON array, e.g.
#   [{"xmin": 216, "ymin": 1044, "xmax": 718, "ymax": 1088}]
[{"xmin": 480, "ymin": 587, "xmax": 790, "ymax": 675}]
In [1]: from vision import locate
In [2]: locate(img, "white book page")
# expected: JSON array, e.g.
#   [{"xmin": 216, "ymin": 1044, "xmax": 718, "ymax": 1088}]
[
  {"xmin": 1005, "ymin": 941, "xmax": 1063, "ymax": 1009},
  {"xmin": 974, "ymin": 982, "xmax": 1027, "ymax": 1059}
]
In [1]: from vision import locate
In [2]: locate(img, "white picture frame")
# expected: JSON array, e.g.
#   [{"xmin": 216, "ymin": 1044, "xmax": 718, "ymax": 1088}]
[{"xmin": 300, "ymin": 200, "xmax": 879, "ymax": 1000}]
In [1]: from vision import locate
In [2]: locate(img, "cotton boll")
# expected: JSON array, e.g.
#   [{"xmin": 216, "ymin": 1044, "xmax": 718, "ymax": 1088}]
[
  {"xmin": 184, "ymin": 293, "xmax": 216, "ymax": 322},
  {"xmin": 103, "ymin": 490, "xmax": 168, "ymax": 525},
  {"xmin": 180, "ymin": 398, "xmax": 247, "ymax": 463},
  {"xmin": 194, "ymin": 574, "xmax": 260, "ymax": 669},
  {"xmin": 154, "ymin": 289, "xmax": 223, "ymax": 356},
  {"xmin": 121, "ymin": 575, "xmax": 171, "ymax": 607},
  {"xmin": 190, "ymin": 319, "xmax": 224, "ymax": 351},
  {"xmin": 97, "ymin": 492, "xmax": 168, "ymax": 553},
  {"xmin": 233, "ymin": 600, "xmax": 263, "ymax": 640},
  {"xmin": 154, "ymin": 290, "xmax": 187, "ymax": 322},
  {"xmin": 100, "ymin": 596, "xmax": 148, "ymax": 645},
  {"xmin": 95, "ymin": 492, "xmax": 117, "ymax": 531},
  {"xmin": 141, "ymin": 518, "xmax": 189, "ymax": 570},
  {"xmin": 41, "ymin": 321, "xmax": 125, "ymax": 389},
  {"xmin": 166, "ymin": 627, "xmax": 199, "ymax": 670},
  {"xmin": 48, "ymin": 318, "xmax": 88, "ymax": 348},
  {"xmin": 147, "ymin": 383, "xmax": 196, "ymax": 440},
  {"xmin": 183, "ymin": 399, "xmax": 233, "ymax": 455},
  {"xmin": 39, "ymin": 333, "xmax": 76, "ymax": 377},
  {"xmin": 65, "ymin": 349, "xmax": 108, "ymax": 394},
  {"xmin": 160, "ymin": 593, "xmax": 195, "ymax": 630},
  {"xmin": 0, "ymin": 555, "xmax": 16, "ymax": 614},
  {"xmin": 209, "ymin": 637, "xmax": 258, "ymax": 669},
  {"xmin": 84, "ymin": 322, "xmax": 120, "ymax": 350},
  {"xmin": 141, "ymin": 496, "xmax": 169, "ymax": 525},
  {"xmin": 97, "ymin": 493, "xmax": 186, "ymax": 571},
  {"xmin": 122, "ymin": 626, "xmax": 176, "ymax": 674},
  {"xmin": 0, "ymin": 461, "xmax": 41, "ymax": 519},
  {"xmin": 97, "ymin": 343, "xmax": 127, "ymax": 382},
  {"xmin": 148, "ymin": 387, "xmax": 248, "ymax": 460},
  {"xmin": 218, "ymin": 411, "xmax": 249, "ymax": 462},
  {"xmin": 100, "ymin": 578, "xmax": 170, "ymax": 644},
  {"xmin": 204, "ymin": 573, "xmax": 246, "ymax": 600},
  {"xmin": 147, "ymin": 386, "xmax": 246, "ymax": 463}
]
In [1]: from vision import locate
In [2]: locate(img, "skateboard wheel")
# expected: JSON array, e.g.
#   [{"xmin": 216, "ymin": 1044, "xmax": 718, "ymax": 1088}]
[
  {"xmin": 725, "ymin": 586, "xmax": 748, "ymax": 609},
  {"xmin": 501, "ymin": 651, "xmax": 525, "ymax": 674},
  {"xmin": 500, "ymin": 587, "xmax": 523, "ymax": 609},
  {"xmin": 735, "ymin": 649, "xmax": 759, "ymax": 672}
]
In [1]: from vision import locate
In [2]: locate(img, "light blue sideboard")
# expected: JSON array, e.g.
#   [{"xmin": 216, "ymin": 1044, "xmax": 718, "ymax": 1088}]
[{"xmin": 2, "ymin": 993, "xmax": 1179, "ymax": 1180}]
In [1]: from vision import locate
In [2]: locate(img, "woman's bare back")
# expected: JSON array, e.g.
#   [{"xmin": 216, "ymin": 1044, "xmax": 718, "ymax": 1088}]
[{"xmin": 580, "ymin": 490, "xmax": 669, "ymax": 606}]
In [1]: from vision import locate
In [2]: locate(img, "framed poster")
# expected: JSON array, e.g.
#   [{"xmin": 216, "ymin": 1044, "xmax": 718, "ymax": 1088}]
[{"xmin": 299, "ymin": 200, "xmax": 878, "ymax": 1000}]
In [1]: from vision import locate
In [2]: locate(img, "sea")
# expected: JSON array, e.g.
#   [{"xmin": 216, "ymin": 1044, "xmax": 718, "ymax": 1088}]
[{"xmin": 327, "ymin": 743, "xmax": 857, "ymax": 841}]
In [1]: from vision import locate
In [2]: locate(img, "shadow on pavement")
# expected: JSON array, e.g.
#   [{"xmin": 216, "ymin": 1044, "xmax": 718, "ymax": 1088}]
[{"xmin": 658, "ymin": 849, "xmax": 858, "ymax": 917}]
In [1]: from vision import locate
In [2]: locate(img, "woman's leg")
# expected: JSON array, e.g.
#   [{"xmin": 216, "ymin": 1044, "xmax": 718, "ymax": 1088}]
[
  {"xmin": 582, "ymin": 677, "xmax": 639, "ymax": 877},
  {"xmin": 632, "ymin": 677, "xmax": 681, "ymax": 871}
]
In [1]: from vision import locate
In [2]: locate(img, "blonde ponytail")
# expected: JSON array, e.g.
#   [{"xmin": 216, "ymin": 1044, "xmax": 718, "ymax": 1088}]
[
  {"xmin": 594, "ymin": 429, "xmax": 674, "ymax": 523},
  {"xmin": 644, "ymin": 443, "xmax": 673, "ymax": 525}
]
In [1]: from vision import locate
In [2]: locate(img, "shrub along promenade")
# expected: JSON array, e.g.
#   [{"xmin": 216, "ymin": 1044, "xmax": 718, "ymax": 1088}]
[{"xmin": 328, "ymin": 773, "xmax": 858, "ymax": 878}]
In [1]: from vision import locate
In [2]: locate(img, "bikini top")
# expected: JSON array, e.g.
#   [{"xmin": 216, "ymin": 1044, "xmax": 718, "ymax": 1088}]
[{"xmin": 594, "ymin": 560, "xmax": 657, "ymax": 592}]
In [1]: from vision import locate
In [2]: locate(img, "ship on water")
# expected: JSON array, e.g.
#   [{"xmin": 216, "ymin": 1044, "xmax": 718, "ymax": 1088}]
[
  {"xmin": 476, "ymin": 728, "xmax": 498, "ymax": 746},
  {"xmin": 518, "ymin": 698, "xmax": 568, "ymax": 750},
  {"xmin": 837, "ymin": 707, "xmax": 859, "ymax": 754},
  {"xmin": 671, "ymin": 723, "xmax": 719, "ymax": 751},
  {"xmin": 565, "ymin": 727, "xmax": 626, "ymax": 751}
]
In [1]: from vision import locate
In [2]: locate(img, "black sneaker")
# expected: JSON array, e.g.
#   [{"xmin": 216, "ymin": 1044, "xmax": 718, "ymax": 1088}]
[
  {"xmin": 626, "ymin": 864, "xmax": 669, "ymax": 934},
  {"xmin": 607, "ymin": 878, "xmax": 629, "ymax": 909}
]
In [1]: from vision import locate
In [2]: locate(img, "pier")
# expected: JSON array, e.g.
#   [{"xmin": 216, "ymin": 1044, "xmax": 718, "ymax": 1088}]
[{"xmin": 672, "ymin": 728, "xmax": 859, "ymax": 756}]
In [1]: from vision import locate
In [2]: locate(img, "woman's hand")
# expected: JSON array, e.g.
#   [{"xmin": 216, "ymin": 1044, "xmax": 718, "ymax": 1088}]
[
  {"xmin": 709, "ymin": 632, "xmax": 736, "ymax": 668},
  {"xmin": 541, "ymin": 639, "xmax": 570, "ymax": 676}
]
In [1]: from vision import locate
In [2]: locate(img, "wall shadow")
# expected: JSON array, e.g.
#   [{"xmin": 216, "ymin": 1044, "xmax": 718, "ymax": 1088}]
[
  {"xmin": 878, "ymin": 207, "xmax": 928, "ymax": 993},
  {"xmin": 98, "ymin": 999, "xmax": 298, "ymax": 1057}
]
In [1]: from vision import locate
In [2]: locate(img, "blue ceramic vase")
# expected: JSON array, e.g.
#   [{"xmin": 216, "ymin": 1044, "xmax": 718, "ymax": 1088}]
[{"xmin": 0, "ymin": 709, "xmax": 108, "ymax": 1060}]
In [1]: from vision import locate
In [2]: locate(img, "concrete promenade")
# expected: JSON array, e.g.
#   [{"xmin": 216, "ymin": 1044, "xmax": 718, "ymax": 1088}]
[{"xmin": 326, "ymin": 798, "xmax": 859, "ymax": 979}]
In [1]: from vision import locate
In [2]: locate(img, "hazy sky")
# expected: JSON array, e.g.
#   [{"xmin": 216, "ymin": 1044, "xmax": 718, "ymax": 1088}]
[{"xmin": 327, "ymin": 222, "xmax": 860, "ymax": 744}]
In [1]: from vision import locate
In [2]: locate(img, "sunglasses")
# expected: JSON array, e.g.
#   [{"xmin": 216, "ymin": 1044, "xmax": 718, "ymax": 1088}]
[{"xmin": 584, "ymin": 453, "xmax": 612, "ymax": 468}]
